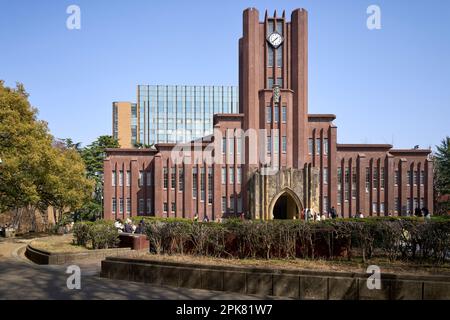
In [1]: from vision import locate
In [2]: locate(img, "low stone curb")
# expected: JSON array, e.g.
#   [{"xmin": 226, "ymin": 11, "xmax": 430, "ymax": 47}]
[
  {"xmin": 25, "ymin": 244, "xmax": 132, "ymax": 265},
  {"xmin": 100, "ymin": 256, "xmax": 450, "ymax": 300}
]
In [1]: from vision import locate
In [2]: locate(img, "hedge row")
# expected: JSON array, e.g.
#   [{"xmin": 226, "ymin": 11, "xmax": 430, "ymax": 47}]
[
  {"xmin": 73, "ymin": 220, "xmax": 119, "ymax": 249},
  {"xmin": 141, "ymin": 217, "xmax": 450, "ymax": 263}
]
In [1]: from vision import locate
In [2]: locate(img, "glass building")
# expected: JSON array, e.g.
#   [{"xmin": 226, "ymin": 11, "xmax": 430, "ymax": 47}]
[{"xmin": 136, "ymin": 85, "xmax": 239, "ymax": 145}]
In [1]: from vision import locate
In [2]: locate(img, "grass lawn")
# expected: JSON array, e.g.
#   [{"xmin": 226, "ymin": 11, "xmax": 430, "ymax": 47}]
[
  {"xmin": 124, "ymin": 252, "xmax": 450, "ymax": 277},
  {"xmin": 30, "ymin": 234, "xmax": 89, "ymax": 253}
]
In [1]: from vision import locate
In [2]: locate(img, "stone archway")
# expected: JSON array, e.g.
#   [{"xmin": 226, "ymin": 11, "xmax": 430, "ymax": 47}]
[{"xmin": 269, "ymin": 188, "xmax": 303, "ymax": 220}]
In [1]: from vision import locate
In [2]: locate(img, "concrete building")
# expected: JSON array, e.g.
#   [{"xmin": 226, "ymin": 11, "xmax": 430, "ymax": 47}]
[
  {"xmin": 103, "ymin": 8, "xmax": 433, "ymax": 221},
  {"xmin": 113, "ymin": 85, "xmax": 239, "ymax": 148}
]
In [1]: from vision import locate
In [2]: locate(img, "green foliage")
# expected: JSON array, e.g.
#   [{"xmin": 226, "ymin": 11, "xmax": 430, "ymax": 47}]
[
  {"xmin": 72, "ymin": 220, "xmax": 119, "ymax": 249},
  {"xmin": 73, "ymin": 222, "xmax": 92, "ymax": 246},
  {"xmin": 434, "ymin": 137, "xmax": 450, "ymax": 215},
  {"xmin": 143, "ymin": 217, "xmax": 450, "ymax": 263},
  {"xmin": 0, "ymin": 81, "xmax": 94, "ymax": 221}
]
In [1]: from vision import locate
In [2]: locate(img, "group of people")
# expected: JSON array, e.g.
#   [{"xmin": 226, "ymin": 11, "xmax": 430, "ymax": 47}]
[
  {"xmin": 0, "ymin": 223, "xmax": 15, "ymax": 236},
  {"xmin": 114, "ymin": 218, "xmax": 146, "ymax": 234},
  {"xmin": 413, "ymin": 207, "xmax": 431, "ymax": 218}
]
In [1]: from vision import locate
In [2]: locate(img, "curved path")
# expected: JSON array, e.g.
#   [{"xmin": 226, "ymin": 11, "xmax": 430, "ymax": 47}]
[{"xmin": 0, "ymin": 237, "xmax": 269, "ymax": 300}]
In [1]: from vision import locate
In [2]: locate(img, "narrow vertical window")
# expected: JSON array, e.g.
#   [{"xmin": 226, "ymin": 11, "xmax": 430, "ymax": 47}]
[
  {"xmin": 229, "ymin": 166, "xmax": 234, "ymax": 184},
  {"xmin": 323, "ymin": 138, "xmax": 329, "ymax": 155},
  {"xmin": 323, "ymin": 196, "xmax": 328, "ymax": 214},
  {"xmin": 267, "ymin": 135, "xmax": 272, "ymax": 153},
  {"xmin": 119, "ymin": 171, "xmax": 123, "ymax": 187},
  {"xmin": 138, "ymin": 171, "xmax": 143, "ymax": 187},
  {"xmin": 282, "ymin": 106, "xmax": 287, "ymax": 123},
  {"xmin": 222, "ymin": 137, "xmax": 226, "ymax": 154},
  {"xmin": 112, "ymin": 171, "xmax": 116, "ymax": 187},
  {"xmin": 237, "ymin": 167, "xmax": 242, "ymax": 184},
  {"xmin": 171, "ymin": 167, "xmax": 176, "ymax": 190},
  {"xmin": 274, "ymin": 105, "xmax": 279, "ymax": 123},
  {"xmin": 221, "ymin": 167, "xmax": 226, "ymax": 185},
  {"xmin": 222, "ymin": 197, "xmax": 226, "ymax": 213},
  {"xmin": 323, "ymin": 168, "xmax": 328, "ymax": 184},
  {"xmin": 316, "ymin": 138, "xmax": 321, "ymax": 155},
  {"xmin": 373, "ymin": 169, "xmax": 378, "ymax": 189},
  {"xmin": 146, "ymin": 198, "xmax": 152, "ymax": 214},
  {"xmin": 365, "ymin": 168, "xmax": 370, "ymax": 192},
  {"xmin": 163, "ymin": 167, "xmax": 168, "ymax": 189},
  {"xmin": 395, "ymin": 170, "xmax": 399, "ymax": 186},
  {"xmin": 381, "ymin": 168, "xmax": 385, "ymax": 189},
  {"xmin": 266, "ymin": 106, "xmax": 272, "ymax": 123},
  {"xmin": 200, "ymin": 167, "xmax": 205, "ymax": 201},
  {"xmin": 282, "ymin": 136, "xmax": 287, "ymax": 153},
  {"xmin": 208, "ymin": 166, "xmax": 213, "ymax": 204},
  {"xmin": 112, "ymin": 198, "xmax": 117, "ymax": 213},
  {"xmin": 127, "ymin": 170, "xmax": 131, "ymax": 187},
  {"xmin": 308, "ymin": 138, "xmax": 313, "ymax": 155},
  {"xmin": 179, "ymin": 168, "xmax": 184, "ymax": 191},
  {"xmin": 337, "ymin": 167, "xmax": 342, "ymax": 190},
  {"xmin": 268, "ymin": 46, "xmax": 274, "ymax": 67},
  {"xmin": 138, "ymin": 198, "xmax": 144, "ymax": 214},
  {"xmin": 192, "ymin": 168, "xmax": 198, "ymax": 197},
  {"xmin": 273, "ymin": 134, "xmax": 279, "ymax": 154},
  {"xmin": 146, "ymin": 171, "xmax": 152, "ymax": 186},
  {"xmin": 120, "ymin": 198, "xmax": 124, "ymax": 213},
  {"xmin": 126, "ymin": 198, "xmax": 131, "ymax": 213}
]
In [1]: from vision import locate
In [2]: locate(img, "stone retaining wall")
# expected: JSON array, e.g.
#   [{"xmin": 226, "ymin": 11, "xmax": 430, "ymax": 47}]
[
  {"xmin": 25, "ymin": 244, "xmax": 132, "ymax": 265},
  {"xmin": 100, "ymin": 256, "xmax": 450, "ymax": 300}
]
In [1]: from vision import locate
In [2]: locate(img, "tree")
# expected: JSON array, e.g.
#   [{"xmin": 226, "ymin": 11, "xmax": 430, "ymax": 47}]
[
  {"xmin": 76, "ymin": 135, "xmax": 119, "ymax": 220},
  {"xmin": 434, "ymin": 137, "xmax": 450, "ymax": 215},
  {"xmin": 0, "ymin": 81, "xmax": 94, "ymax": 229}
]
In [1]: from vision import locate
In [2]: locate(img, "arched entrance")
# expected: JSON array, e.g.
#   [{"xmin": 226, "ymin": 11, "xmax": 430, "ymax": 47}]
[{"xmin": 269, "ymin": 189, "xmax": 303, "ymax": 220}]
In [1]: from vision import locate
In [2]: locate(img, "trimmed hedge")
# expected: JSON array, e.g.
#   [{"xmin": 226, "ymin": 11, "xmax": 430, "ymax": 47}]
[
  {"xmin": 141, "ymin": 217, "xmax": 450, "ymax": 263},
  {"xmin": 73, "ymin": 221, "xmax": 119, "ymax": 249}
]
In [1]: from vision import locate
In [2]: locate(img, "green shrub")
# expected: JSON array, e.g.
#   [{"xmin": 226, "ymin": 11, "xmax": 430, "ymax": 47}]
[
  {"xmin": 73, "ymin": 220, "xmax": 119, "ymax": 249},
  {"xmin": 142, "ymin": 217, "xmax": 450, "ymax": 263},
  {"xmin": 73, "ymin": 222, "xmax": 92, "ymax": 246}
]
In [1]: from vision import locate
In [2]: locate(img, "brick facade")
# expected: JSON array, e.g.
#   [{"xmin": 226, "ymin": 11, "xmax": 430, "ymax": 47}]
[{"xmin": 103, "ymin": 8, "xmax": 432, "ymax": 221}]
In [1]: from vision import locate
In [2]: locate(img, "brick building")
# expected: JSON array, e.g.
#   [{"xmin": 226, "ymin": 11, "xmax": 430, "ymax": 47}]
[{"xmin": 103, "ymin": 8, "xmax": 433, "ymax": 221}]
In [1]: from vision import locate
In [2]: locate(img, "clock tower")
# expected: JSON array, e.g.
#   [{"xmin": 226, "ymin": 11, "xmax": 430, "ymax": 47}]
[
  {"xmin": 240, "ymin": 8, "xmax": 317, "ymax": 219},
  {"xmin": 239, "ymin": 8, "xmax": 309, "ymax": 171}
]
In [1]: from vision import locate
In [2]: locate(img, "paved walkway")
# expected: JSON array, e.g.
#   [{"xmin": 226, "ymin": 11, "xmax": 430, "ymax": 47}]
[{"xmin": 0, "ymin": 238, "xmax": 267, "ymax": 300}]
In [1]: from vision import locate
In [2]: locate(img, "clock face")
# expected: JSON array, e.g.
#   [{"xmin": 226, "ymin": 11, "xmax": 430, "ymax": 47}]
[{"xmin": 267, "ymin": 32, "xmax": 283, "ymax": 48}]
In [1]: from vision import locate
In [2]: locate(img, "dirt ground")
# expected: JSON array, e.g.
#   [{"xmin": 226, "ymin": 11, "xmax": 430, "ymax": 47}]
[{"xmin": 121, "ymin": 252, "xmax": 450, "ymax": 277}]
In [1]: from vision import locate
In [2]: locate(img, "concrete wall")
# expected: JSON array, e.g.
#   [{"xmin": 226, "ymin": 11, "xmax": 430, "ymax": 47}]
[{"xmin": 101, "ymin": 257, "xmax": 450, "ymax": 300}]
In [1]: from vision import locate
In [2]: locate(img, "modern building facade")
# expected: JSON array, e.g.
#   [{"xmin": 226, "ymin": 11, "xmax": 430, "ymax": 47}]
[
  {"xmin": 104, "ymin": 8, "xmax": 433, "ymax": 221},
  {"xmin": 113, "ymin": 85, "xmax": 239, "ymax": 147},
  {"xmin": 112, "ymin": 102, "xmax": 137, "ymax": 148}
]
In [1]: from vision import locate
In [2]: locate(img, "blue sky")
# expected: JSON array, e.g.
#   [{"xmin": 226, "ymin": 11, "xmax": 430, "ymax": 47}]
[{"xmin": 0, "ymin": 0, "xmax": 449, "ymax": 149}]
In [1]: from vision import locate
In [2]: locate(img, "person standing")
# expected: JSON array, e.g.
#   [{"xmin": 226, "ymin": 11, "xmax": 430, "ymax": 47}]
[{"xmin": 330, "ymin": 207, "xmax": 337, "ymax": 219}]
